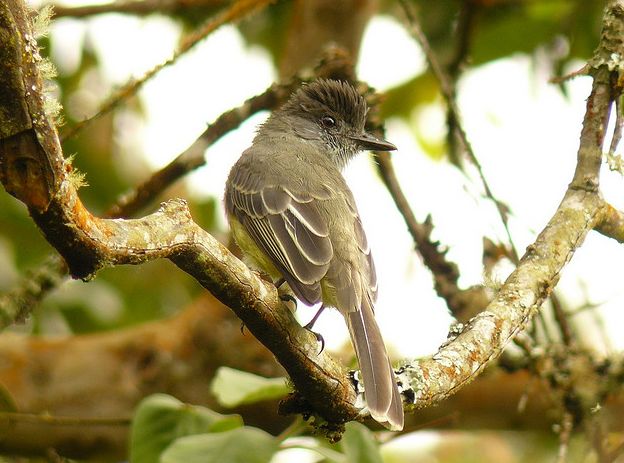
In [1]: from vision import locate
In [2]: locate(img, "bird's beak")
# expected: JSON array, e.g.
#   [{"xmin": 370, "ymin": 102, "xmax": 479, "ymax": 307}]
[{"xmin": 350, "ymin": 132, "xmax": 397, "ymax": 152}]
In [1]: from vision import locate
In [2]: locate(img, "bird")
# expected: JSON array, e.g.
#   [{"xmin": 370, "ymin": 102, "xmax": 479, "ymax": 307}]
[{"xmin": 224, "ymin": 79, "xmax": 404, "ymax": 431}]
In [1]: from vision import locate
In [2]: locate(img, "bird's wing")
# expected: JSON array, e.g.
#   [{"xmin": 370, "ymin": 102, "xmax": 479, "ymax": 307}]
[
  {"xmin": 227, "ymin": 163, "xmax": 333, "ymax": 305},
  {"xmin": 352, "ymin": 213, "xmax": 378, "ymax": 303}
]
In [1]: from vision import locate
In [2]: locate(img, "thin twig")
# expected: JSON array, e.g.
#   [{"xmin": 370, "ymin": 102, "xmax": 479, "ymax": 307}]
[
  {"xmin": 447, "ymin": 0, "xmax": 478, "ymax": 80},
  {"xmin": 49, "ymin": 0, "xmax": 226, "ymax": 19},
  {"xmin": 535, "ymin": 308, "xmax": 556, "ymax": 345},
  {"xmin": 556, "ymin": 412, "xmax": 574, "ymax": 463},
  {"xmin": 106, "ymin": 81, "xmax": 295, "ymax": 217},
  {"xmin": 551, "ymin": 297, "xmax": 574, "ymax": 346},
  {"xmin": 374, "ymin": 151, "xmax": 488, "ymax": 319},
  {"xmin": 445, "ymin": 0, "xmax": 478, "ymax": 167},
  {"xmin": 60, "ymin": 0, "xmax": 275, "ymax": 141},
  {"xmin": 399, "ymin": 0, "xmax": 519, "ymax": 262},
  {"xmin": 399, "ymin": 0, "xmax": 578, "ymax": 348}
]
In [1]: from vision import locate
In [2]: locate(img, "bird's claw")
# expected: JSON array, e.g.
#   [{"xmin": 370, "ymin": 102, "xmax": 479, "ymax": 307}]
[
  {"xmin": 279, "ymin": 293, "xmax": 297, "ymax": 306},
  {"xmin": 303, "ymin": 322, "xmax": 325, "ymax": 355}
]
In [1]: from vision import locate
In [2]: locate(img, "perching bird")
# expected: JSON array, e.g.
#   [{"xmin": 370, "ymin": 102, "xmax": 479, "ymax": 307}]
[{"xmin": 224, "ymin": 79, "xmax": 403, "ymax": 431}]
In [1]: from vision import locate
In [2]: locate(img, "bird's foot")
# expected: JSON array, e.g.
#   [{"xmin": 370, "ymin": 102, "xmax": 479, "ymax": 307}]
[
  {"xmin": 303, "ymin": 324, "xmax": 325, "ymax": 355},
  {"xmin": 275, "ymin": 278, "xmax": 298, "ymax": 310},
  {"xmin": 279, "ymin": 293, "xmax": 297, "ymax": 306},
  {"xmin": 303, "ymin": 305, "xmax": 327, "ymax": 354}
]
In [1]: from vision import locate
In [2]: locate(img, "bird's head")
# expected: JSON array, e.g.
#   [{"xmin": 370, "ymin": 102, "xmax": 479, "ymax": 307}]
[{"xmin": 278, "ymin": 79, "xmax": 396, "ymax": 169}]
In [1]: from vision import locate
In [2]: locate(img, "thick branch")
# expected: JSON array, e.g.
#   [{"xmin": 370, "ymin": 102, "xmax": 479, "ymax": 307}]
[
  {"xmin": 0, "ymin": 51, "xmax": 352, "ymax": 323},
  {"xmin": 33, "ymin": 191, "xmax": 359, "ymax": 423},
  {"xmin": 398, "ymin": 2, "xmax": 621, "ymax": 410},
  {"xmin": 0, "ymin": 0, "xmax": 357, "ymax": 427},
  {"xmin": 401, "ymin": 188, "xmax": 604, "ymax": 409}
]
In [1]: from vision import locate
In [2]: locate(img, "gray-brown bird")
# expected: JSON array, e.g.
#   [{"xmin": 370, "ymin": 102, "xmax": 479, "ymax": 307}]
[{"xmin": 224, "ymin": 79, "xmax": 404, "ymax": 430}]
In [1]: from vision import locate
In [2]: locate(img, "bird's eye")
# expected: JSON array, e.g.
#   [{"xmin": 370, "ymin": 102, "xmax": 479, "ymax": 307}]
[{"xmin": 320, "ymin": 116, "xmax": 336, "ymax": 128}]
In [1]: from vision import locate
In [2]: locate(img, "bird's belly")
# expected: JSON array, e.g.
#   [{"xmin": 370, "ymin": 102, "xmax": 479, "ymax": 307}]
[{"xmin": 320, "ymin": 278, "xmax": 339, "ymax": 308}]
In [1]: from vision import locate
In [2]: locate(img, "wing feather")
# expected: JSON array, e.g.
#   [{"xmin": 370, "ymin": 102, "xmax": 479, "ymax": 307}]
[
  {"xmin": 288, "ymin": 201, "xmax": 329, "ymax": 237},
  {"xmin": 353, "ymin": 215, "xmax": 378, "ymax": 301},
  {"xmin": 227, "ymin": 165, "xmax": 333, "ymax": 305}
]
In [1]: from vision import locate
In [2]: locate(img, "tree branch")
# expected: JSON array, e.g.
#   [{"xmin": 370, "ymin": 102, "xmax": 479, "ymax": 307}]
[
  {"xmin": 49, "ymin": 0, "xmax": 227, "ymax": 19},
  {"xmin": 595, "ymin": 202, "xmax": 624, "ymax": 243},
  {"xmin": 399, "ymin": 0, "xmax": 519, "ymax": 261},
  {"xmin": 0, "ymin": 0, "xmax": 357, "ymax": 429},
  {"xmin": 397, "ymin": 0, "xmax": 621, "ymax": 410},
  {"xmin": 33, "ymin": 191, "xmax": 360, "ymax": 425},
  {"xmin": 0, "ymin": 257, "xmax": 66, "ymax": 326},
  {"xmin": 106, "ymin": 81, "xmax": 296, "ymax": 218},
  {"xmin": 374, "ymin": 151, "xmax": 488, "ymax": 322},
  {"xmin": 0, "ymin": 49, "xmax": 354, "ymax": 328}
]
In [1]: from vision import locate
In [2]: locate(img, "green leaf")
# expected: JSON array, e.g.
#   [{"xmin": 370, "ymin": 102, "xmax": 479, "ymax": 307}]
[
  {"xmin": 160, "ymin": 427, "xmax": 278, "ymax": 463},
  {"xmin": 341, "ymin": 422, "xmax": 383, "ymax": 463},
  {"xmin": 130, "ymin": 394, "xmax": 243, "ymax": 463},
  {"xmin": 210, "ymin": 367, "xmax": 289, "ymax": 408}
]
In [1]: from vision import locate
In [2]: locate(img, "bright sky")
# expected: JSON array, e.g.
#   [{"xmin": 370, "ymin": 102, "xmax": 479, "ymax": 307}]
[{"xmin": 48, "ymin": 9, "xmax": 624, "ymax": 361}]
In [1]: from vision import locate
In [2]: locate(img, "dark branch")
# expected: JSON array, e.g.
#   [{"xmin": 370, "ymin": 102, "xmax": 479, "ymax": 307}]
[
  {"xmin": 106, "ymin": 81, "xmax": 296, "ymax": 218},
  {"xmin": 399, "ymin": 0, "xmax": 519, "ymax": 262},
  {"xmin": 374, "ymin": 151, "xmax": 488, "ymax": 321}
]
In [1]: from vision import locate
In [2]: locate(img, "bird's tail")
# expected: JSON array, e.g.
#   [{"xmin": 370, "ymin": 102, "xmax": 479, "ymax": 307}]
[{"xmin": 346, "ymin": 295, "xmax": 404, "ymax": 431}]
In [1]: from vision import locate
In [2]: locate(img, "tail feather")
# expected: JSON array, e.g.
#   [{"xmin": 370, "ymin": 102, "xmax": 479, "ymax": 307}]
[{"xmin": 346, "ymin": 296, "xmax": 404, "ymax": 431}]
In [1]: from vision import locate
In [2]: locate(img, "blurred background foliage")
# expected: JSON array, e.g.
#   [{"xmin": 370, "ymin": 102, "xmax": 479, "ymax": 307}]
[{"xmin": 0, "ymin": 0, "xmax": 603, "ymax": 336}]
